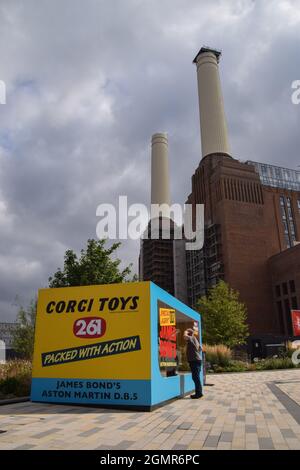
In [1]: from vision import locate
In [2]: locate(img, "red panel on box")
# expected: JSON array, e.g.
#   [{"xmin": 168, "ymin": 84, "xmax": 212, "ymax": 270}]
[{"xmin": 291, "ymin": 310, "xmax": 300, "ymax": 337}]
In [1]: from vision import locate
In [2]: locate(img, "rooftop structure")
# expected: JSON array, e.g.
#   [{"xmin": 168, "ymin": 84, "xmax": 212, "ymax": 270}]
[{"xmin": 246, "ymin": 160, "xmax": 300, "ymax": 192}]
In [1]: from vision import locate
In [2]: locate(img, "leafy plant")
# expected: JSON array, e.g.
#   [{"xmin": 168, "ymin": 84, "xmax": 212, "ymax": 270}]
[
  {"xmin": 254, "ymin": 357, "xmax": 295, "ymax": 371},
  {"xmin": 11, "ymin": 301, "xmax": 36, "ymax": 359},
  {"xmin": 49, "ymin": 239, "xmax": 133, "ymax": 287},
  {"xmin": 204, "ymin": 344, "xmax": 232, "ymax": 367},
  {"xmin": 212, "ymin": 360, "xmax": 248, "ymax": 373},
  {"xmin": 0, "ymin": 360, "xmax": 32, "ymax": 398},
  {"xmin": 197, "ymin": 281, "xmax": 249, "ymax": 348}
]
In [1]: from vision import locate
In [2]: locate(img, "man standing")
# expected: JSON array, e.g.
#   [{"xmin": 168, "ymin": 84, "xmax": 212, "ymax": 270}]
[{"xmin": 183, "ymin": 328, "xmax": 203, "ymax": 399}]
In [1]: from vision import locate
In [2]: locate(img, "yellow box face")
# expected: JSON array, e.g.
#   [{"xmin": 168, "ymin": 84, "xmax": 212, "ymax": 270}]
[{"xmin": 32, "ymin": 282, "xmax": 151, "ymax": 380}]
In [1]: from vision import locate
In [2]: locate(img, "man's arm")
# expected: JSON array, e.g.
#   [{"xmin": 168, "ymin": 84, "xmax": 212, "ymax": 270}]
[{"xmin": 183, "ymin": 330, "xmax": 191, "ymax": 341}]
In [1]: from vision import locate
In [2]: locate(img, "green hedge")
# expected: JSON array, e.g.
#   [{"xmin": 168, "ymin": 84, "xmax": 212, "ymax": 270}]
[
  {"xmin": 207, "ymin": 357, "xmax": 299, "ymax": 373},
  {"xmin": 254, "ymin": 357, "xmax": 296, "ymax": 371}
]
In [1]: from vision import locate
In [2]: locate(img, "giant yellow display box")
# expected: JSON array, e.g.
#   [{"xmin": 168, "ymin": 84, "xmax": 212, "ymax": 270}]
[{"xmin": 31, "ymin": 281, "xmax": 202, "ymax": 410}]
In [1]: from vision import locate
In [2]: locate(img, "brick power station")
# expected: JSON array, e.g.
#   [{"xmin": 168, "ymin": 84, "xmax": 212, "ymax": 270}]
[{"xmin": 139, "ymin": 47, "xmax": 300, "ymax": 357}]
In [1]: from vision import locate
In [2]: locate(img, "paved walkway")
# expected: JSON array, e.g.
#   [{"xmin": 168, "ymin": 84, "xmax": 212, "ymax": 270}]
[{"xmin": 0, "ymin": 369, "xmax": 300, "ymax": 450}]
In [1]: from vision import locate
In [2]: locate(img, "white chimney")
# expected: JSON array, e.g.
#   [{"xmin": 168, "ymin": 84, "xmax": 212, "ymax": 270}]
[
  {"xmin": 151, "ymin": 133, "xmax": 171, "ymax": 209},
  {"xmin": 193, "ymin": 47, "xmax": 231, "ymax": 158}
]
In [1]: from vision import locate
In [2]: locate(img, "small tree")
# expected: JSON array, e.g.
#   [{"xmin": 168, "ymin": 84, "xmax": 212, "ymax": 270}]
[
  {"xmin": 49, "ymin": 239, "xmax": 133, "ymax": 287},
  {"xmin": 12, "ymin": 299, "xmax": 37, "ymax": 359},
  {"xmin": 196, "ymin": 281, "xmax": 249, "ymax": 348}
]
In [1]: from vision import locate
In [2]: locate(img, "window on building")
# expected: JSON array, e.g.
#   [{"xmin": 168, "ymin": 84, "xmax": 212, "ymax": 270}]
[
  {"xmin": 276, "ymin": 300, "xmax": 285, "ymax": 334},
  {"xmin": 283, "ymin": 220, "xmax": 289, "ymax": 234},
  {"xmin": 246, "ymin": 162, "xmax": 300, "ymax": 191},
  {"xmin": 280, "ymin": 196, "xmax": 298, "ymax": 248},
  {"xmin": 282, "ymin": 282, "xmax": 288, "ymax": 296},
  {"xmin": 297, "ymin": 199, "xmax": 300, "ymax": 213},
  {"xmin": 289, "ymin": 280, "xmax": 296, "ymax": 293},
  {"xmin": 284, "ymin": 299, "xmax": 293, "ymax": 336},
  {"xmin": 261, "ymin": 165, "xmax": 267, "ymax": 176},
  {"xmin": 290, "ymin": 221, "xmax": 296, "ymax": 236},
  {"xmin": 275, "ymin": 285, "xmax": 281, "ymax": 297},
  {"xmin": 275, "ymin": 167, "xmax": 281, "ymax": 179},
  {"xmin": 280, "ymin": 205, "xmax": 286, "ymax": 220},
  {"xmin": 284, "ymin": 234, "xmax": 291, "ymax": 248},
  {"xmin": 287, "ymin": 207, "xmax": 293, "ymax": 219},
  {"xmin": 291, "ymin": 297, "xmax": 298, "ymax": 310}
]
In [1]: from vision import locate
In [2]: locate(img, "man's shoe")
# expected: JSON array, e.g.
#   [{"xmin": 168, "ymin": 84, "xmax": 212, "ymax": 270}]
[{"xmin": 190, "ymin": 394, "xmax": 203, "ymax": 399}]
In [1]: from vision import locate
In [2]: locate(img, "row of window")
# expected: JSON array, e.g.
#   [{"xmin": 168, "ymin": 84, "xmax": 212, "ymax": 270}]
[
  {"xmin": 275, "ymin": 280, "xmax": 296, "ymax": 298},
  {"xmin": 275, "ymin": 279, "xmax": 298, "ymax": 336},
  {"xmin": 280, "ymin": 196, "xmax": 297, "ymax": 248},
  {"xmin": 247, "ymin": 161, "xmax": 300, "ymax": 191},
  {"xmin": 221, "ymin": 178, "xmax": 263, "ymax": 204},
  {"xmin": 277, "ymin": 297, "xmax": 298, "ymax": 336},
  {"xmin": 259, "ymin": 164, "xmax": 300, "ymax": 183},
  {"xmin": 260, "ymin": 177, "xmax": 300, "ymax": 191}
]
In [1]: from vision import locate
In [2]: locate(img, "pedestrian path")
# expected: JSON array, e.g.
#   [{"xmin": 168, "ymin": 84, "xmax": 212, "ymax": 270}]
[{"xmin": 0, "ymin": 369, "xmax": 300, "ymax": 450}]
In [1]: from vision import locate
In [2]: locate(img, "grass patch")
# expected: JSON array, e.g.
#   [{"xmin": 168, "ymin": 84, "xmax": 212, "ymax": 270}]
[
  {"xmin": 0, "ymin": 360, "xmax": 32, "ymax": 399},
  {"xmin": 204, "ymin": 344, "xmax": 232, "ymax": 368}
]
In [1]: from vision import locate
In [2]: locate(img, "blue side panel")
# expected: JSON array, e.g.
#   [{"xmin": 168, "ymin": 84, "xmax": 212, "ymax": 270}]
[
  {"xmin": 150, "ymin": 282, "xmax": 203, "ymax": 406},
  {"xmin": 31, "ymin": 378, "xmax": 151, "ymax": 407}
]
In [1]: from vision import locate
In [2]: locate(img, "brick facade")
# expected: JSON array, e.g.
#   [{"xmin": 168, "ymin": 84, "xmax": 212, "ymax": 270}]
[
  {"xmin": 269, "ymin": 244, "xmax": 300, "ymax": 337},
  {"xmin": 188, "ymin": 153, "xmax": 300, "ymax": 337}
]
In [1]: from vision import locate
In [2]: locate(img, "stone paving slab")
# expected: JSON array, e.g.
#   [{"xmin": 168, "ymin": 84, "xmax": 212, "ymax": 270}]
[
  {"xmin": 276, "ymin": 381, "xmax": 300, "ymax": 407},
  {"xmin": 0, "ymin": 369, "xmax": 300, "ymax": 450}
]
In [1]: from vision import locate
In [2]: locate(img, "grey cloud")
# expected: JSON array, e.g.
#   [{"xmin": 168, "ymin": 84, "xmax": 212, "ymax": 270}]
[{"xmin": 0, "ymin": 0, "xmax": 300, "ymax": 320}]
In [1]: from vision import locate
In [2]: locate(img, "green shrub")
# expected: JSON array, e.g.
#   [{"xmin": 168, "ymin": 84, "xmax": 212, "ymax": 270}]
[
  {"xmin": 254, "ymin": 357, "xmax": 295, "ymax": 371},
  {"xmin": 0, "ymin": 360, "xmax": 32, "ymax": 398},
  {"xmin": 205, "ymin": 352, "xmax": 299, "ymax": 373},
  {"xmin": 0, "ymin": 375, "xmax": 31, "ymax": 397},
  {"xmin": 0, "ymin": 360, "xmax": 31, "ymax": 379},
  {"xmin": 204, "ymin": 344, "xmax": 232, "ymax": 367},
  {"xmin": 211, "ymin": 360, "xmax": 248, "ymax": 373}
]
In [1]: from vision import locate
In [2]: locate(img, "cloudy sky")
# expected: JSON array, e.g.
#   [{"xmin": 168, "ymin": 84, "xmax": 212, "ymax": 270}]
[{"xmin": 0, "ymin": 0, "xmax": 300, "ymax": 321}]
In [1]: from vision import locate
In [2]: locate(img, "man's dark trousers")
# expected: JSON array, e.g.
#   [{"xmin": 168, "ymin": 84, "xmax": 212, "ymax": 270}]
[{"xmin": 189, "ymin": 360, "xmax": 202, "ymax": 396}]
